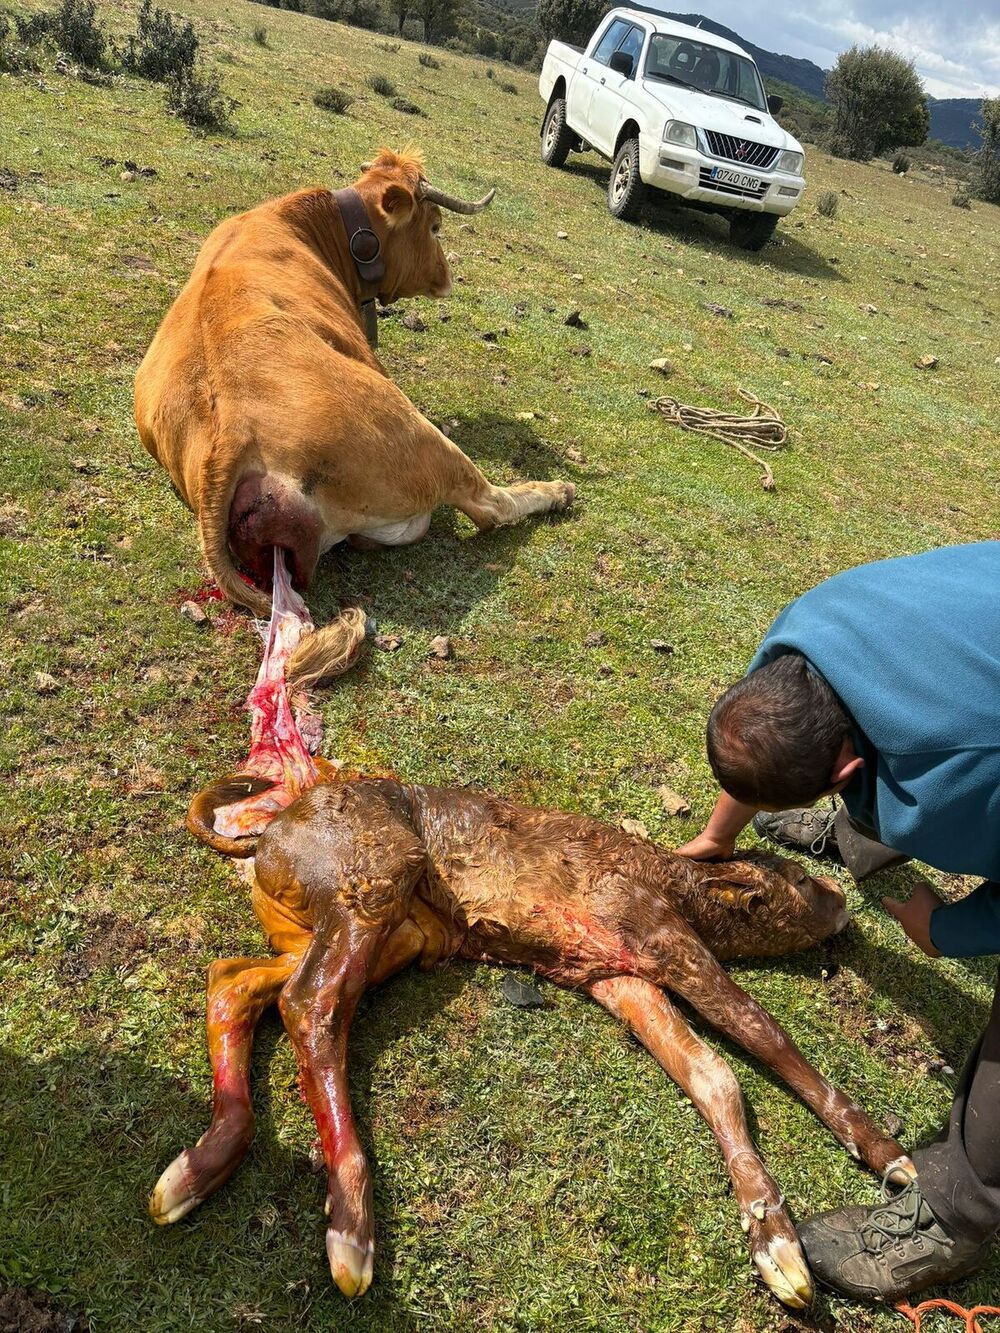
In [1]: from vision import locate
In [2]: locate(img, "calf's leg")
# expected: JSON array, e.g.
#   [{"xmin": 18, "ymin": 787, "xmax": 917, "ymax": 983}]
[
  {"xmin": 652, "ymin": 932, "xmax": 914, "ymax": 1183},
  {"xmin": 590, "ymin": 976, "xmax": 812, "ymax": 1308},
  {"xmin": 150, "ymin": 952, "xmax": 299, "ymax": 1224}
]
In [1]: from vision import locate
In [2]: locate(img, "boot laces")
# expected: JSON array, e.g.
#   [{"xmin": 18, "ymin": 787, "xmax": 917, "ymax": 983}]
[
  {"xmin": 860, "ymin": 1175, "xmax": 942, "ymax": 1255},
  {"xmin": 809, "ymin": 801, "xmax": 840, "ymax": 856}
]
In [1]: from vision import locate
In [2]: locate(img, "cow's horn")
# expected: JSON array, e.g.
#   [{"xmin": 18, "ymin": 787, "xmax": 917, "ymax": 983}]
[{"xmin": 419, "ymin": 182, "xmax": 496, "ymax": 214}]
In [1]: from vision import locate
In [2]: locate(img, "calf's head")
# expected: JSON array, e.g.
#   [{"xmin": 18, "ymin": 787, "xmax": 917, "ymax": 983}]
[
  {"xmin": 355, "ymin": 149, "xmax": 495, "ymax": 303},
  {"xmin": 687, "ymin": 853, "xmax": 849, "ymax": 961}
]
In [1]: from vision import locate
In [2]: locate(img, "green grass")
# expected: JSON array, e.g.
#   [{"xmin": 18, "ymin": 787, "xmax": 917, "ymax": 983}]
[{"xmin": 1, "ymin": 3, "xmax": 999, "ymax": 1330}]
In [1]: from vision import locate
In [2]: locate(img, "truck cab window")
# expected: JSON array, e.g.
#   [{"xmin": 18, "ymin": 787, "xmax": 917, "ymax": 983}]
[
  {"xmin": 616, "ymin": 26, "xmax": 645, "ymax": 76},
  {"xmin": 592, "ymin": 19, "xmax": 631, "ymax": 65}
]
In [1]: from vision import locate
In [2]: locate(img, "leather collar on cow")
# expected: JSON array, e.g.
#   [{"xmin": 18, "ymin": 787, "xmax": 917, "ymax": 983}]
[{"xmin": 331, "ymin": 187, "xmax": 385, "ymax": 349}]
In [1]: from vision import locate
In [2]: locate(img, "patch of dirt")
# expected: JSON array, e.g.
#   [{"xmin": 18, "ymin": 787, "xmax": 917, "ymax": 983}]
[
  {"xmin": 0, "ymin": 503, "xmax": 28, "ymax": 538},
  {"xmin": 823, "ymin": 964, "xmax": 951, "ymax": 1076},
  {"xmin": 59, "ymin": 909, "xmax": 150, "ymax": 982},
  {"xmin": 0, "ymin": 1285, "xmax": 86, "ymax": 1332}
]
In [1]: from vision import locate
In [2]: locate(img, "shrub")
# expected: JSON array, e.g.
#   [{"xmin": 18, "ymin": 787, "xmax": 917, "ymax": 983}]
[
  {"xmin": 498, "ymin": 79, "xmax": 516, "ymax": 94},
  {"xmin": 536, "ymin": 0, "xmax": 608, "ymax": 47},
  {"xmin": 816, "ymin": 189, "xmax": 839, "ymax": 218},
  {"xmin": 825, "ymin": 45, "xmax": 928, "ymax": 161},
  {"xmin": 367, "ymin": 72, "xmax": 396, "ymax": 96},
  {"xmin": 44, "ymin": 0, "xmax": 107, "ymax": 68},
  {"xmin": 252, "ymin": 23, "xmax": 268, "ymax": 45},
  {"xmin": 120, "ymin": 0, "xmax": 197, "ymax": 81},
  {"xmin": 1, "ymin": 13, "xmax": 39, "ymax": 69},
  {"xmin": 418, "ymin": 51, "xmax": 439, "ymax": 68},
  {"xmin": 485, "ymin": 65, "xmax": 494, "ymax": 78},
  {"xmin": 14, "ymin": 10, "xmax": 55, "ymax": 45},
  {"xmin": 970, "ymin": 97, "xmax": 1000, "ymax": 203},
  {"xmin": 892, "ymin": 151, "xmax": 911, "ymax": 174},
  {"xmin": 313, "ymin": 84, "xmax": 353, "ymax": 113},
  {"xmin": 375, "ymin": 39, "xmax": 399, "ymax": 52},
  {"xmin": 166, "ymin": 63, "xmax": 235, "ymax": 129},
  {"xmin": 951, "ymin": 188, "xmax": 972, "ymax": 209},
  {"xmin": 391, "ymin": 94, "xmax": 423, "ymax": 114}
]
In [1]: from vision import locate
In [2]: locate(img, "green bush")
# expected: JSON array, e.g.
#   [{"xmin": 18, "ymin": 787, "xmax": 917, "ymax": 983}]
[
  {"xmin": 32, "ymin": 0, "xmax": 108, "ymax": 68},
  {"xmin": 367, "ymin": 72, "xmax": 396, "ymax": 96},
  {"xmin": 391, "ymin": 94, "xmax": 423, "ymax": 115},
  {"xmin": 536, "ymin": 0, "xmax": 608, "ymax": 47},
  {"xmin": 892, "ymin": 152, "xmax": 911, "ymax": 174},
  {"xmin": 418, "ymin": 51, "xmax": 439, "ymax": 68},
  {"xmin": 120, "ymin": 0, "xmax": 197, "ymax": 81},
  {"xmin": 313, "ymin": 84, "xmax": 353, "ymax": 113},
  {"xmin": 816, "ymin": 189, "xmax": 839, "ymax": 218},
  {"xmin": 825, "ymin": 45, "xmax": 928, "ymax": 161},
  {"xmin": 498, "ymin": 79, "xmax": 517, "ymax": 94},
  {"xmin": 166, "ymin": 63, "xmax": 235, "ymax": 129},
  {"xmin": 951, "ymin": 188, "xmax": 972, "ymax": 209},
  {"xmin": 252, "ymin": 22, "xmax": 268, "ymax": 45},
  {"xmin": 375, "ymin": 39, "xmax": 399, "ymax": 52},
  {"xmin": 970, "ymin": 97, "xmax": 1000, "ymax": 204}
]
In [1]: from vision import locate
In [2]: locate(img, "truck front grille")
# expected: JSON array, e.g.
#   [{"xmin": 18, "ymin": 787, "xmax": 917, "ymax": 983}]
[
  {"xmin": 703, "ymin": 131, "xmax": 779, "ymax": 171},
  {"xmin": 698, "ymin": 168, "xmax": 769, "ymax": 199}
]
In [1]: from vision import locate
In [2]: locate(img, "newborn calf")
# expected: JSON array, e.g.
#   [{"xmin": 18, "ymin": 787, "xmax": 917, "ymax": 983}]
[{"xmin": 153, "ymin": 775, "xmax": 912, "ymax": 1308}]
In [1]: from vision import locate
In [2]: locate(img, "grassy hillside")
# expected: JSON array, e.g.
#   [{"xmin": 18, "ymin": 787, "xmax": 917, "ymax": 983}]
[{"xmin": 1, "ymin": 3, "xmax": 999, "ymax": 1331}]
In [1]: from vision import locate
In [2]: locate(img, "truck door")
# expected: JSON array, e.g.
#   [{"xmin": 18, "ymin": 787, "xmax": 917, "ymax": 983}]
[
  {"xmin": 587, "ymin": 23, "xmax": 646, "ymax": 157},
  {"xmin": 566, "ymin": 17, "xmax": 632, "ymax": 141}
]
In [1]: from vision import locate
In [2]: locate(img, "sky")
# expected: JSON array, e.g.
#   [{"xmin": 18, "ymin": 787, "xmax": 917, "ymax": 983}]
[{"xmin": 699, "ymin": 0, "xmax": 1000, "ymax": 99}]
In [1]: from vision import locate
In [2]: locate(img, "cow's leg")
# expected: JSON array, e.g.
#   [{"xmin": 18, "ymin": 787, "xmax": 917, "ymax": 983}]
[
  {"xmin": 279, "ymin": 921, "xmax": 400, "ymax": 1297},
  {"xmin": 454, "ymin": 473, "xmax": 576, "ymax": 531},
  {"xmin": 150, "ymin": 952, "xmax": 299, "ymax": 1224},
  {"xmin": 590, "ymin": 975, "xmax": 813, "ymax": 1309},
  {"xmin": 651, "ymin": 932, "xmax": 915, "ymax": 1183}
]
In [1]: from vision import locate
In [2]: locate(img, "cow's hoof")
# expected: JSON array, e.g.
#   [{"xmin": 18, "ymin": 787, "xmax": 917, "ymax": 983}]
[
  {"xmin": 753, "ymin": 1233, "xmax": 814, "ymax": 1308},
  {"xmin": 327, "ymin": 1227, "xmax": 374, "ymax": 1297},
  {"xmin": 149, "ymin": 1151, "xmax": 200, "ymax": 1226}
]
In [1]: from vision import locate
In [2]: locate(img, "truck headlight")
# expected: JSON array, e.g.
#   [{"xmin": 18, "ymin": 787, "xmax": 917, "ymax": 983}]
[
  {"xmin": 776, "ymin": 149, "xmax": 804, "ymax": 174},
  {"xmin": 663, "ymin": 120, "xmax": 697, "ymax": 148}
]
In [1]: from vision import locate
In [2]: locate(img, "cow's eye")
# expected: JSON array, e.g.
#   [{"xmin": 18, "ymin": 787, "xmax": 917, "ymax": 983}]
[{"xmin": 431, "ymin": 223, "xmax": 440, "ymax": 236}]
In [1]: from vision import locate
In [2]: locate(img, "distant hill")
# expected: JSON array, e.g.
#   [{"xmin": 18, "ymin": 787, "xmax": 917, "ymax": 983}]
[{"xmin": 925, "ymin": 98, "xmax": 985, "ymax": 150}]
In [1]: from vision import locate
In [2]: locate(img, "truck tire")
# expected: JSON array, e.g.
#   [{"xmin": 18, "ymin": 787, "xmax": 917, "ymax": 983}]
[
  {"xmin": 541, "ymin": 98, "xmax": 574, "ymax": 168},
  {"xmin": 729, "ymin": 211, "xmax": 779, "ymax": 251},
  {"xmin": 608, "ymin": 138, "xmax": 645, "ymax": 222}
]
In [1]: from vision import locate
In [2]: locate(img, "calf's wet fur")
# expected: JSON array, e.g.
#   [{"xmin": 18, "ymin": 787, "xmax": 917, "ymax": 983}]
[{"xmin": 152, "ymin": 771, "xmax": 915, "ymax": 1308}]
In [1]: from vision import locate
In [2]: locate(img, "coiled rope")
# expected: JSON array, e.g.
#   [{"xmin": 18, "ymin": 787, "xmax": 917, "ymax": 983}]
[
  {"xmin": 650, "ymin": 387, "xmax": 788, "ymax": 491},
  {"xmin": 896, "ymin": 1298, "xmax": 1000, "ymax": 1332}
]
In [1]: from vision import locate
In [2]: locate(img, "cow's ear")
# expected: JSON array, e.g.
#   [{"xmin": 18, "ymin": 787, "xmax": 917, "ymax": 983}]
[{"xmin": 380, "ymin": 183, "xmax": 415, "ymax": 225}]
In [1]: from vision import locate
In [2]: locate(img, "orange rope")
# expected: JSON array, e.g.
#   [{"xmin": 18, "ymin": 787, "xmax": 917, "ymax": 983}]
[{"xmin": 896, "ymin": 1298, "xmax": 1000, "ymax": 1332}]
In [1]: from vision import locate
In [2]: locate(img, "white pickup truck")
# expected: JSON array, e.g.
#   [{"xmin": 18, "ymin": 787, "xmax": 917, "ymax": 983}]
[{"xmin": 538, "ymin": 7, "xmax": 806, "ymax": 249}]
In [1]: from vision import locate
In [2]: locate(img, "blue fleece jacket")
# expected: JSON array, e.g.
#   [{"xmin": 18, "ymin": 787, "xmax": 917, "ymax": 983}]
[{"xmin": 747, "ymin": 541, "xmax": 1000, "ymax": 958}]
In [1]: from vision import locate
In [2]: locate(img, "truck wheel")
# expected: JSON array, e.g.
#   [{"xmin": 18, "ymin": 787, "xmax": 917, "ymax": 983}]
[
  {"xmin": 608, "ymin": 138, "xmax": 645, "ymax": 222},
  {"xmin": 541, "ymin": 98, "xmax": 574, "ymax": 168},
  {"xmin": 729, "ymin": 211, "xmax": 779, "ymax": 251}
]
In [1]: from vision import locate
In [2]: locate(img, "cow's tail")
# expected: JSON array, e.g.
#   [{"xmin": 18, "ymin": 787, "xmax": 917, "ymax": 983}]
[{"xmin": 197, "ymin": 446, "xmax": 368, "ymax": 688}]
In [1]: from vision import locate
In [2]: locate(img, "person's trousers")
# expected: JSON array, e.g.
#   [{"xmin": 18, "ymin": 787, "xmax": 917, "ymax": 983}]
[
  {"xmin": 829, "ymin": 806, "xmax": 1000, "ymax": 1238},
  {"xmin": 915, "ymin": 975, "xmax": 1000, "ymax": 1241}
]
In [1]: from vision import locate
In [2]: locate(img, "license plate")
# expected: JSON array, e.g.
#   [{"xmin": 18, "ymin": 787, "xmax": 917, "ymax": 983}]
[{"xmin": 710, "ymin": 166, "xmax": 761, "ymax": 190}]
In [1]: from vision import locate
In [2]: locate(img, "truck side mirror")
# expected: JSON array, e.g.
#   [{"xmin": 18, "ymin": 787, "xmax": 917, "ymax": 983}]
[
  {"xmin": 767, "ymin": 94, "xmax": 784, "ymax": 115},
  {"xmin": 609, "ymin": 51, "xmax": 634, "ymax": 78}
]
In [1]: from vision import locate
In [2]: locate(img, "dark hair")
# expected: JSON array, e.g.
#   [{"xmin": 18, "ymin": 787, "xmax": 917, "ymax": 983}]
[{"xmin": 706, "ymin": 653, "xmax": 850, "ymax": 807}]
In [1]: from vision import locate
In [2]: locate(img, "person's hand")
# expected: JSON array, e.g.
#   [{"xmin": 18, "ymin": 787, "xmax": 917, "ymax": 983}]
[
  {"xmin": 676, "ymin": 830, "xmax": 736, "ymax": 861},
  {"xmin": 882, "ymin": 881, "xmax": 944, "ymax": 958}
]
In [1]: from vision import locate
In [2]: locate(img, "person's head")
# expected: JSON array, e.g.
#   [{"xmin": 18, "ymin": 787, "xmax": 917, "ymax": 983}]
[{"xmin": 706, "ymin": 653, "xmax": 861, "ymax": 808}]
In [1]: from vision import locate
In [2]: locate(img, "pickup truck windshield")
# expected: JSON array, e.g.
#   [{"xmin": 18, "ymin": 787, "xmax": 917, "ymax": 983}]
[{"xmin": 645, "ymin": 35, "xmax": 766, "ymax": 111}]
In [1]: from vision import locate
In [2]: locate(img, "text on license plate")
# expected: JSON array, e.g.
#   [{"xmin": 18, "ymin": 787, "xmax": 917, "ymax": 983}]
[{"xmin": 709, "ymin": 166, "xmax": 761, "ymax": 190}]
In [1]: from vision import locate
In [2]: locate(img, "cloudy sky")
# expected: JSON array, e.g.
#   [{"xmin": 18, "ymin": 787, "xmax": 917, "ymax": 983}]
[{"xmin": 700, "ymin": 0, "xmax": 1000, "ymax": 98}]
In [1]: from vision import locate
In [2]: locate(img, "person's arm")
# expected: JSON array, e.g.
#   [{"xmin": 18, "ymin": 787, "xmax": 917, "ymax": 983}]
[
  {"xmin": 884, "ymin": 880, "xmax": 1000, "ymax": 959},
  {"xmin": 676, "ymin": 791, "xmax": 758, "ymax": 861}
]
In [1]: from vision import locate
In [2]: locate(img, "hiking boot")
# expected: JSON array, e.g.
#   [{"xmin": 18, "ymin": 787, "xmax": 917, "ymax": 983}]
[
  {"xmin": 752, "ymin": 800, "xmax": 841, "ymax": 861},
  {"xmin": 799, "ymin": 1174, "xmax": 993, "ymax": 1302}
]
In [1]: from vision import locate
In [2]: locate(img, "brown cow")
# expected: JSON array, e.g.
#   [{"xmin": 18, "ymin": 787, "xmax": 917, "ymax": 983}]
[{"xmin": 135, "ymin": 148, "xmax": 574, "ymax": 686}]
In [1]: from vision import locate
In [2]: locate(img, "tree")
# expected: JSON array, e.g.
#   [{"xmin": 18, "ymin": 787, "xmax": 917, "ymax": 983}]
[
  {"xmin": 415, "ymin": 0, "xmax": 463, "ymax": 43},
  {"xmin": 971, "ymin": 97, "xmax": 1000, "ymax": 203},
  {"xmin": 825, "ymin": 45, "xmax": 928, "ymax": 162},
  {"xmin": 536, "ymin": 0, "xmax": 608, "ymax": 48},
  {"xmin": 389, "ymin": 0, "xmax": 408, "ymax": 35}
]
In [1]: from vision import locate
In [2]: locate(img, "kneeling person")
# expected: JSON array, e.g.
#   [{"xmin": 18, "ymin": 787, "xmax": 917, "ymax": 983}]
[{"xmin": 678, "ymin": 540, "xmax": 1000, "ymax": 1302}]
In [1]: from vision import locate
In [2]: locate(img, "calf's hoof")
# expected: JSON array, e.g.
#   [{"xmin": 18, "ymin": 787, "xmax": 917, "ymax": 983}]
[
  {"xmin": 753, "ymin": 1232, "xmax": 814, "ymax": 1309},
  {"xmin": 552, "ymin": 480, "xmax": 576, "ymax": 510},
  {"xmin": 327, "ymin": 1227, "xmax": 374, "ymax": 1297}
]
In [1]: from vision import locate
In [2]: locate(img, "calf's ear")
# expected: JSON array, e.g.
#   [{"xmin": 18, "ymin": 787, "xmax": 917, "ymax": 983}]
[{"xmin": 379, "ymin": 182, "xmax": 416, "ymax": 225}]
